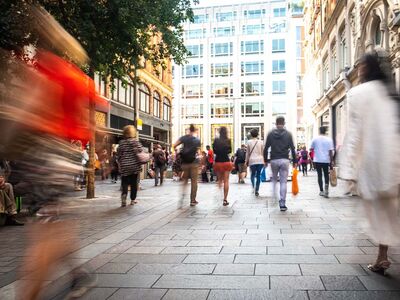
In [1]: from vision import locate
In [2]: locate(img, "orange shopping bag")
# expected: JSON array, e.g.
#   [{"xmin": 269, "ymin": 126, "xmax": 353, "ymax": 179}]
[{"xmin": 292, "ymin": 168, "xmax": 299, "ymax": 195}]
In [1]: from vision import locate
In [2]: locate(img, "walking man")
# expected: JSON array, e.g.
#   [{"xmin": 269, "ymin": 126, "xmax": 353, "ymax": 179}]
[
  {"xmin": 235, "ymin": 144, "xmax": 247, "ymax": 183},
  {"xmin": 174, "ymin": 124, "xmax": 201, "ymax": 206},
  {"xmin": 311, "ymin": 126, "xmax": 334, "ymax": 198},
  {"xmin": 206, "ymin": 145, "xmax": 214, "ymax": 182},
  {"xmin": 152, "ymin": 144, "xmax": 166, "ymax": 186},
  {"xmin": 264, "ymin": 116, "xmax": 297, "ymax": 211}
]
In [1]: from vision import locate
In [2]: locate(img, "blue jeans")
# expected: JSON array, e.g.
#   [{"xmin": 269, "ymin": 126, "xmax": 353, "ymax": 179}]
[{"xmin": 250, "ymin": 164, "xmax": 263, "ymax": 192}]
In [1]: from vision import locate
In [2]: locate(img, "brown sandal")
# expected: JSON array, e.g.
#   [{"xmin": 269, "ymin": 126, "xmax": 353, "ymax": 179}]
[
  {"xmin": 223, "ymin": 200, "xmax": 229, "ymax": 206},
  {"xmin": 367, "ymin": 260, "xmax": 391, "ymax": 275},
  {"xmin": 190, "ymin": 200, "xmax": 199, "ymax": 206}
]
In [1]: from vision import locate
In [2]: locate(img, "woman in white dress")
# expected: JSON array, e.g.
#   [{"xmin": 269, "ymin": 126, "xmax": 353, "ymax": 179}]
[{"xmin": 340, "ymin": 53, "xmax": 400, "ymax": 274}]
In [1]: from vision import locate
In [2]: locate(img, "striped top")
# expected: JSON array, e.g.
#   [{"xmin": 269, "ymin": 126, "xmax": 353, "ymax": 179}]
[{"xmin": 117, "ymin": 138, "xmax": 143, "ymax": 176}]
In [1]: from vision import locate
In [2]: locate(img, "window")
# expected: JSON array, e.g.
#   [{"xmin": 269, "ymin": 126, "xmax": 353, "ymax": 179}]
[
  {"xmin": 241, "ymin": 102, "xmax": 264, "ymax": 117},
  {"xmin": 272, "ymin": 81, "xmax": 286, "ymax": 94},
  {"xmin": 322, "ymin": 57, "xmax": 329, "ymax": 90},
  {"xmin": 94, "ymin": 73, "xmax": 106, "ymax": 96},
  {"xmin": 211, "ymin": 103, "xmax": 233, "ymax": 118},
  {"xmin": 296, "ymin": 26, "xmax": 302, "ymax": 41},
  {"xmin": 340, "ymin": 29, "xmax": 347, "ymax": 70},
  {"xmin": 186, "ymin": 44, "xmax": 203, "ymax": 58},
  {"xmin": 193, "ymin": 14, "xmax": 208, "ymax": 24},
  {"xmin": 272, "ymin": 39, "xmax": 285, "ymax": 52},
  {"xmin": 272, "ymin": 102, "xmax": 287, "ymax": 117},
  {"xmin": 213, "ymin": 26, "xmax": 235, "ymax": 37},
  {"xmin": 182, "ymin": 64, "xmax": 203, "ymax": 78},
  {"xmin": 118, "ymin": 80, "xmax": 127, "ymax": 105},
  {"xmin": 153, "ymin": 91, "xmax": 161, "ymax": 118},
  {"xmin": 375, "ymin": 19, "xmax": 382, "ymax": 47},
  {"xmin": 182, "ymin": 84, "xmax": 203, "ymax": 98},
  {"xmin": 273, "ymin": 7, "xmax": 286, "ymax": 17},
  {"xmin": 241, "ymin": 61, "xmax": 264, "ymax": 76},
  {"xmin": 331, "ymin": 43, "xmax": 337, "ymax": 80},
  {"xmin": 272, "ymin": 60, "xmax": 286, "ymax": 73},
  {"xmin": 270, "ymin": 22, "xmax": 286, "ymax": 33},
  {"xmin": 163, "ymin": 97, "xmax": 171, "ymax": 121},
  {"xmin": 296, "ymin": 75, "xmax": 303, "ymax": 91},
  {"xmin": 241, "ymin": 81, "xmax": 264, "ymax": 96},
  {"xmin": 185, "ymin": 29, "xmax": 206, "ymax": 39},
  {"xmin": 241, "ymin": 40, "xmax": 264, "ymax": 55},
  {"xmin": 216, "ymin": 11, "xmax": 236, "ymax": 22},
  {"xmin": 242, "ymin": 24, "xmax": 265, "ymax": 35},
  {"xmin": 211, "ymin": 83, "xmax": 234, "ymax": 98},
  {"xmin": 139, "ymin": 83, "xmax": 150, "ymax": 113},
  {"xmin": 211, "ymin": 63, "xmax": 233, "ymax": 77},
  {"xmin": 244, "ymin": 9, "xmax": 266, "ymax": 19},
  {"xmin": 211, "ymin": 42, "xmax": 233, "ymax": 56},
  {"xmin": 182, "ymin": 104, "xmax": 204, "ymax": 119}
]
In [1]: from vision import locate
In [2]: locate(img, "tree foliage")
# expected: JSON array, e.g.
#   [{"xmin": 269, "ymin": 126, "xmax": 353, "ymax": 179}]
[{"xmin": 0, "ymin": 0, "xmax": 197, "ymax": 79}]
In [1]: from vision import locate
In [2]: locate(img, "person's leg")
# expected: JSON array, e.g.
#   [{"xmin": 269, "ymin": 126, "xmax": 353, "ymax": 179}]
[
  {"xmin": 154, "ymin": 166, "xmax": 160, "ymax": 186},
  {"xmin": 121, "ymin": 175, "xmax": 129, "ymax": 206},
  {"xmin": 270, "ymin": 160, "xmax": 279, "ymax": 201},
  {"xmin": 160, "ymin": 166, "xmax": 164, "ymax": 185},
  {"xmin": 180, "ymin": 164, "xmax": 190, "ymax": 206},
  {"xmin": 278, "ymin": 159, "xmax": 289, "ymax": 209},
  {"xmin": 209, "ymin": 164, "xmax": 214, "ymax": 182},
  {"xmin": 322, "ymin": 163, "xmax": 330, "ymax": 197},
  {"xmin": 315, "ymin": 163, "xmax": 323, "ymax": 193},
  {"xmin": 3, "ymin": 183, "xmax": 17, "ymax": 215},
  {"xmin": 130, "ymin": 174, "xmax": 138, "ymax": 204},
  {"xmin": 223, "ymin": 171, "xmax": 230, "ymax": 203},
  {"xmin": 250, "ymin": 165, "xmax": 256, "ymax": 189},
  {"xmin": 255, "ymin": 164, "xmax": 263, "ymax": 195},
  {"xmin": 190, "ymin": 164, "xmax": 199, "ymax": 203}
]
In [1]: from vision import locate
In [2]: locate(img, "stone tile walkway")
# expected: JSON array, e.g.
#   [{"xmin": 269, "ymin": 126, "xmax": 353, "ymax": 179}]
[{"xmin": 1, "ymin": 172, "xmax": 400, "ymax": 299}]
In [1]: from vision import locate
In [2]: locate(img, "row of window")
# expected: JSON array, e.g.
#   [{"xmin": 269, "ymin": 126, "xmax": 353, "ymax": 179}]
[
  {"xmin": 181, "ymin": 80, "xmax": 286, "ymax": 98},
  {"xmin": 192, "ymin": 7, "xmax": 286, "ymax": 24},
  {"xmin": 138, "ymin": 83, "xmax": 171, "ymax": 122},
  {"xmin": 185, "ymin": 22, "xmax": 286, "ymax": 39},
  {"xmin": 180, "ymin": 102, "xmax": 286, "ymax": 119},
  {"xmin": 182, "ymin": 60, "xmax": 286, "ymax": 78},
  {"xmin": 188, "ymin": 40, "xmax": 285, "ymax": 58}
]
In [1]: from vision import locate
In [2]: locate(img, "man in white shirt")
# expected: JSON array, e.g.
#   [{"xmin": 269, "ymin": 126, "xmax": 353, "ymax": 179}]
[{"xmin": 310, "ymin": 126, "xmax": 334, "ymax": 198}]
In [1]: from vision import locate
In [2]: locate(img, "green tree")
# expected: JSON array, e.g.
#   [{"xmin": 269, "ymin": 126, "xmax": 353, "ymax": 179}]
[{"xmin": 1, "ymin": 0, "xmax": 197, "ymax": 198}]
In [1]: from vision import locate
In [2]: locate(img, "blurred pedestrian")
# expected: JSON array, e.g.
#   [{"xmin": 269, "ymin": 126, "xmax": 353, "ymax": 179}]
[
  {"xmin": 99, "ymin": 149, "xmax": 110, "ymax": 180},
  {"xmin": 117, "ymin": 125, "xmax": 146, "ymax": 207},
  {"xmin": 212, "ymin": 127, "xmax": 232, "ymax": 206},
  {"xmin": 309, "ymin": 148, "xmax": 315, "ymax": 171},
  {"xmin": 235, "ymin": 144, "xmax": 247, "ymax": 184},
  {"xmin": 246, "ymin": 129, "xmax": 264, "ymax": 196},
  {"xmin": 340, "ymin": 52, "xmax": 400, "ymax": 275},
  {"xmin": 264, "ymin": 116, "xmax": 297, "ymax": 211},
  {"xmin": 200, "ymin": 151, "xmax": 209, "ymax": 182},
  {"xmin": 174, "ymin": 124, "xmax": 201, "ymax": 206},
  {"xmin": 110, "ymin": 151, "xmax": 119, "ymax": 183},
  {"xmin": 310, "ymin": 126, "xmax": 334, "ymax": 198},
  {"xmin": 0, "ymin": 172, "xmax": 23, "ymax": 226},
  {"xmin": 153, "ymin": 144, "xmax": 166, "ymax": 186},
  {"xmin": 206, "ymin": 145, "xmax": 214, "ymax": 182},
  {"xmin": 300, "ymin": 146, "xmax": 309, "ymax": 176}
]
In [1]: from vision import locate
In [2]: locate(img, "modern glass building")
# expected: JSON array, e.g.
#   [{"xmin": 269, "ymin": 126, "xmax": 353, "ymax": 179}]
[{"xmin": 173, "ymin": 0, "xmax": 304, "ymax": 149}]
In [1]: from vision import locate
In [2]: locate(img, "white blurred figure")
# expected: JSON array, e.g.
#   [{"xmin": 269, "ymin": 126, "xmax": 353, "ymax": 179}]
[{"xmin": 340, "ymin": 52, "xmax": 400, "ymax": 275}]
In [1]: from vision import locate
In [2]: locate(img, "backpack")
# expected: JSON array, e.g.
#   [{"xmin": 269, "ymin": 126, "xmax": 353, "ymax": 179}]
[
  {"xmin": 180, "ymin": 136, "xmax": 199, "ymax": 164},
  {"xmin": 156, "ymin": 151, "xmax": 166, "ymax": 165},
  {"xmin": 236, "ymin": 149, "xmax": 246, "ymax": 163},
  {"xmin": 301, "ymin": 150, "xmax": 308, "ymax": 160}
]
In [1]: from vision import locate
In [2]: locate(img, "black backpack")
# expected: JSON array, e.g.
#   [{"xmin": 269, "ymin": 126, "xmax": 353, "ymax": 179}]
[
  {"xmin": 236, "ymin": 149, "xmax": 246, "ymax": 163},
  {"xmin": 181, "ymin": 136, "xmax": 199, "ymax": 164},
  {"xmin": 156, "ymin": 151, "xmax": 166, "ymax": 165}
]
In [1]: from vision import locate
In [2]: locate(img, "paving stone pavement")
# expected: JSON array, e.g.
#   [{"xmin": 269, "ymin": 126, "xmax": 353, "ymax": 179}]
[{"xmin": 1, "ymin": 172, "xmax": 400, "ymax": 299}]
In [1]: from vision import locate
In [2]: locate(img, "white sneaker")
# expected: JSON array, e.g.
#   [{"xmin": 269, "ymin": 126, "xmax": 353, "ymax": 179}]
[{"xmin": 319, "ymin": 191, "xmax": 324, "ymax": 196}]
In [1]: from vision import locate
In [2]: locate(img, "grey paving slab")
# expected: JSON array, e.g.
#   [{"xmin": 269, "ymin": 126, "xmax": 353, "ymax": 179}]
[
  {"xmin": 321, "ymin": 239, "xmax": 374, "ymax": 247},
  {"xmin": 224, "ymin": 234, "xmax": 268, "ymax": 240},
  {"xmin": 105, "ymin": 240, "xmax": 141, "ymax": 254},
  {"xmin": 208, "ymin": 289, "xmax": 308, "ymax": 300},
  {"xmin": 95, "ymin": 232, "xmax": 134, "ymax": 244},
  {"xmin": 213, "ymin": 264, "xmax": 254, "ymax": 275},
  {"xmin": 240, "ymin": 240, "xmax": 283, "ymax": 247},
  {"xmin": 78, "ymin": 287, "xmax": 117, "ymax": 300},
  {"xmin": 112, "ymin": 254, "xmax": 186, "ymax": 264},
  {"xmin": 161, "ymin": 246, "xmax": 221, "ymax": 254},
  {"xmin": 80, "ymin": 274, "xmax": 160, "ymax": 288},
  {"xmin": 255, "ymin": 264, "xmax": 301, "ymax": 275},
  {"xmin": 235, "ymin": 254, "xmax": 338, "ymax": 264},
  {"xmin": 183, "ymin": 254, "xmax": 235, "ymax": 264},
  {"xmin": 336, "ymin": 255, "xmax": 377, "ymax": 264},
  {"xmin": 308, "ymin": 291, "xmax": 400, "ymax": 300},
  {"xmin": 314, "ymin": 247, "xmax": 364, "ymax": 255},
  {"xmin": 270, "ymin": 275, "xmax": 324, "ymax": 290},
  {"xmin": 162, "ymin": 289, "xmax": 209, "ymax": 300},
  {"xmin": 268, "ymin": 246, "xmax": 315, "ymax": 255},
  {"xmin": 221, "ymin": 246, "xmax": 266, "ymax": 254},
  {"xmin": 69, "ymin": 243, "xmax": 115, "ymax": 259},
  {"xmin": 283, "ymin": 240, "xmax": 324, "ymax": 247},
  {"xmin": 173, "ymin": 234, "xmax": 225, "ymax": 240},
  {"xmin": 95, "ymin": 263, "xmax": 136, "ymax": 274},
  {"xmin": 107, "ymin": 288, "xmax": 167, "ymax": 300},
  {"xmin": 269, "ymin": 233, "xmax": 333, "ymax": 240},
  {"xmin": 129, "ymin": 263, "xmax": 215, "ymax": 275},
  {"xmin": 321, "ymin": 275, "xmax": 366, "ymax": 290},
  {"xmin": 124, "ymin": 246, "xmax": 165, "ymax": 254},
  {"xmin": 137, "ymin": 240, "xmax": 190, "ymax": 247},
  {"xmin": 357, "ymin": 275, "xmax": 400, "ymax": 290},
  {"xmin": 300, "ymin": 264, "xmax": 367, "ymax": 275},
  {"xmin": 187, "ymin": 240, "xmax": 241, "ymax": 247},
  {"xmin": 153, "ymin": 274, "xmax": 269, "ymax": 289}
]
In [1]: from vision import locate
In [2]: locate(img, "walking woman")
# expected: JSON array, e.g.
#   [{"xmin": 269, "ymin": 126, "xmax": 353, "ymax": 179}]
[
  {"xmin": 340, "ymin": 52, "xmax": 400, "ymax": 274},
  {"xmin": 212, "ymin": 127, "xmax": 233, "ymax": 206},
  {"xmin": 117, "ymin": 125, "xmax": 146, "ymax": 207},
  {"xmin": 300, "ymin": 146, "xmax": 309, "ymax": 176},
  {"xmin": 246, "ymin": 129, "xmax": 265, "ymax": 197}
]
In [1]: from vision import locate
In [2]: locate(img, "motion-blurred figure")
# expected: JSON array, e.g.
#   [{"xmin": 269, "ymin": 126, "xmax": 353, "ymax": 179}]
[
  {"xmin": 246, "ymin": 128, "xmax": 264, "ymax": 197},
  {"xmin": 340, "ymin": 52, "xmax": 400, "ymax": 275}
]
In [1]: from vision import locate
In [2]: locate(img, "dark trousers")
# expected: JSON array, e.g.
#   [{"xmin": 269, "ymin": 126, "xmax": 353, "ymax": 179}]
[
  {"xmin": 121, "ymin": 173, "xmax": 138, "ymax": 200},
  {"xmin": 207, "ymin": 163, "xmax": 214, "ymax": 181},
  {"xmin": 250, "ymin": 164, "xmax": 263, "ymax": 193},
  {"xmin": 201, "ymin": 171, "xmax": 208, "ymax": 182},
  {"xmin": 111, "ymin": 170, "xmax": 118, "ymax": 181},
  {"xmin": 315, "ymin": 163, "xmax": 329, "ymax": 191},
  {"xmin": 301, "ymin": 163, "xmax": 308, "ymax": 175}
]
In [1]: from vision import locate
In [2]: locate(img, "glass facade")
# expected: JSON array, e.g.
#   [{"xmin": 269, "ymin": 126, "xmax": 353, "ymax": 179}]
[
  {"xmin": 243, "ymin": 9, "xmax": 266, "ymax": 19},
  {"xmin": 273, "ymin": 7, "xmax": 286, "ymax": 17},
  {"xmin": 193, "ymin": 14, "xmax": 208, "ymax": 24},
  {"xmin": 241, "ymin": 81, "xmax": 264, "ymax": 96},
  {"xmin": 186, "ymin": 44, "xmax": 203, "ymax": 58},
  {"xmin": 213, "ymin": 26, "xmax": 235, "ymax": 37},
  {"xmin": 241, "ymin": 102, "xmax": 264, "ymax": 117},
  {"xmin": 182, "ymin": 104, "xmax": 204, "ymax": 119},
  {"xmin": 241, "ymin": 61, "xmax": 264, "ymax": 76},
  {"xmin": 272, "ymin": 39, "xmax": 285, "ymax": 52},
  {"xmin": 163, "ymin": 97, "xmax": 171, "ymax": 121},
  {"xmin": 211, "ymin": 103, "xmax": 234, "ymax": 118},
  {"xmin": 211, "ymin": 42, "xmax": 234, "ymax": 56},
  {"xmin": 139, "ymin": 83, "xmax": 150, "ymax": 113},
  {"xmin": 211, "ymin": 83, "xmax": 234, "ymax": 98},
  {"xmin": 272, "ymin": 80, "xmax": 286, "ymax": 94},
  {"xmin": 182, "ymin": 84, "xmax": 203, "ymax": 99},
  {"xmin": 182, "ymin": 64, "xmax": 203, "ymax": 78},
  {"xmin": 242, "ymin": 24, "xmax": 265, "ymax": 35},
  {"xmin": 211, "ymin": 62, "xmax": 233, "ymax": 77},
  {"xmin": 272, "ymin": 60, "xmax": 286, "ymax": 73},
  {"xmin": 185, "ymin": 29, "xmax": 206, "ymax": 39},
  {"xmin": 241, "ymin": 40, "xmax": 264, "ymax": 55},
  {"xmin": 153, "ymin": 91, "xmax": 161, "ymax": 118},
  {"xmin": 216, "ymin": 11, "xmax": 236, "ymax": 22}
]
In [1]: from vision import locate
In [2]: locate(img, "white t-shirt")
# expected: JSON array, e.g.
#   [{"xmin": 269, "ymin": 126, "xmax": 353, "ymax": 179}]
[{"xmin": 310, "ymin": 135, "xmax": 334, "ymax": 163}]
